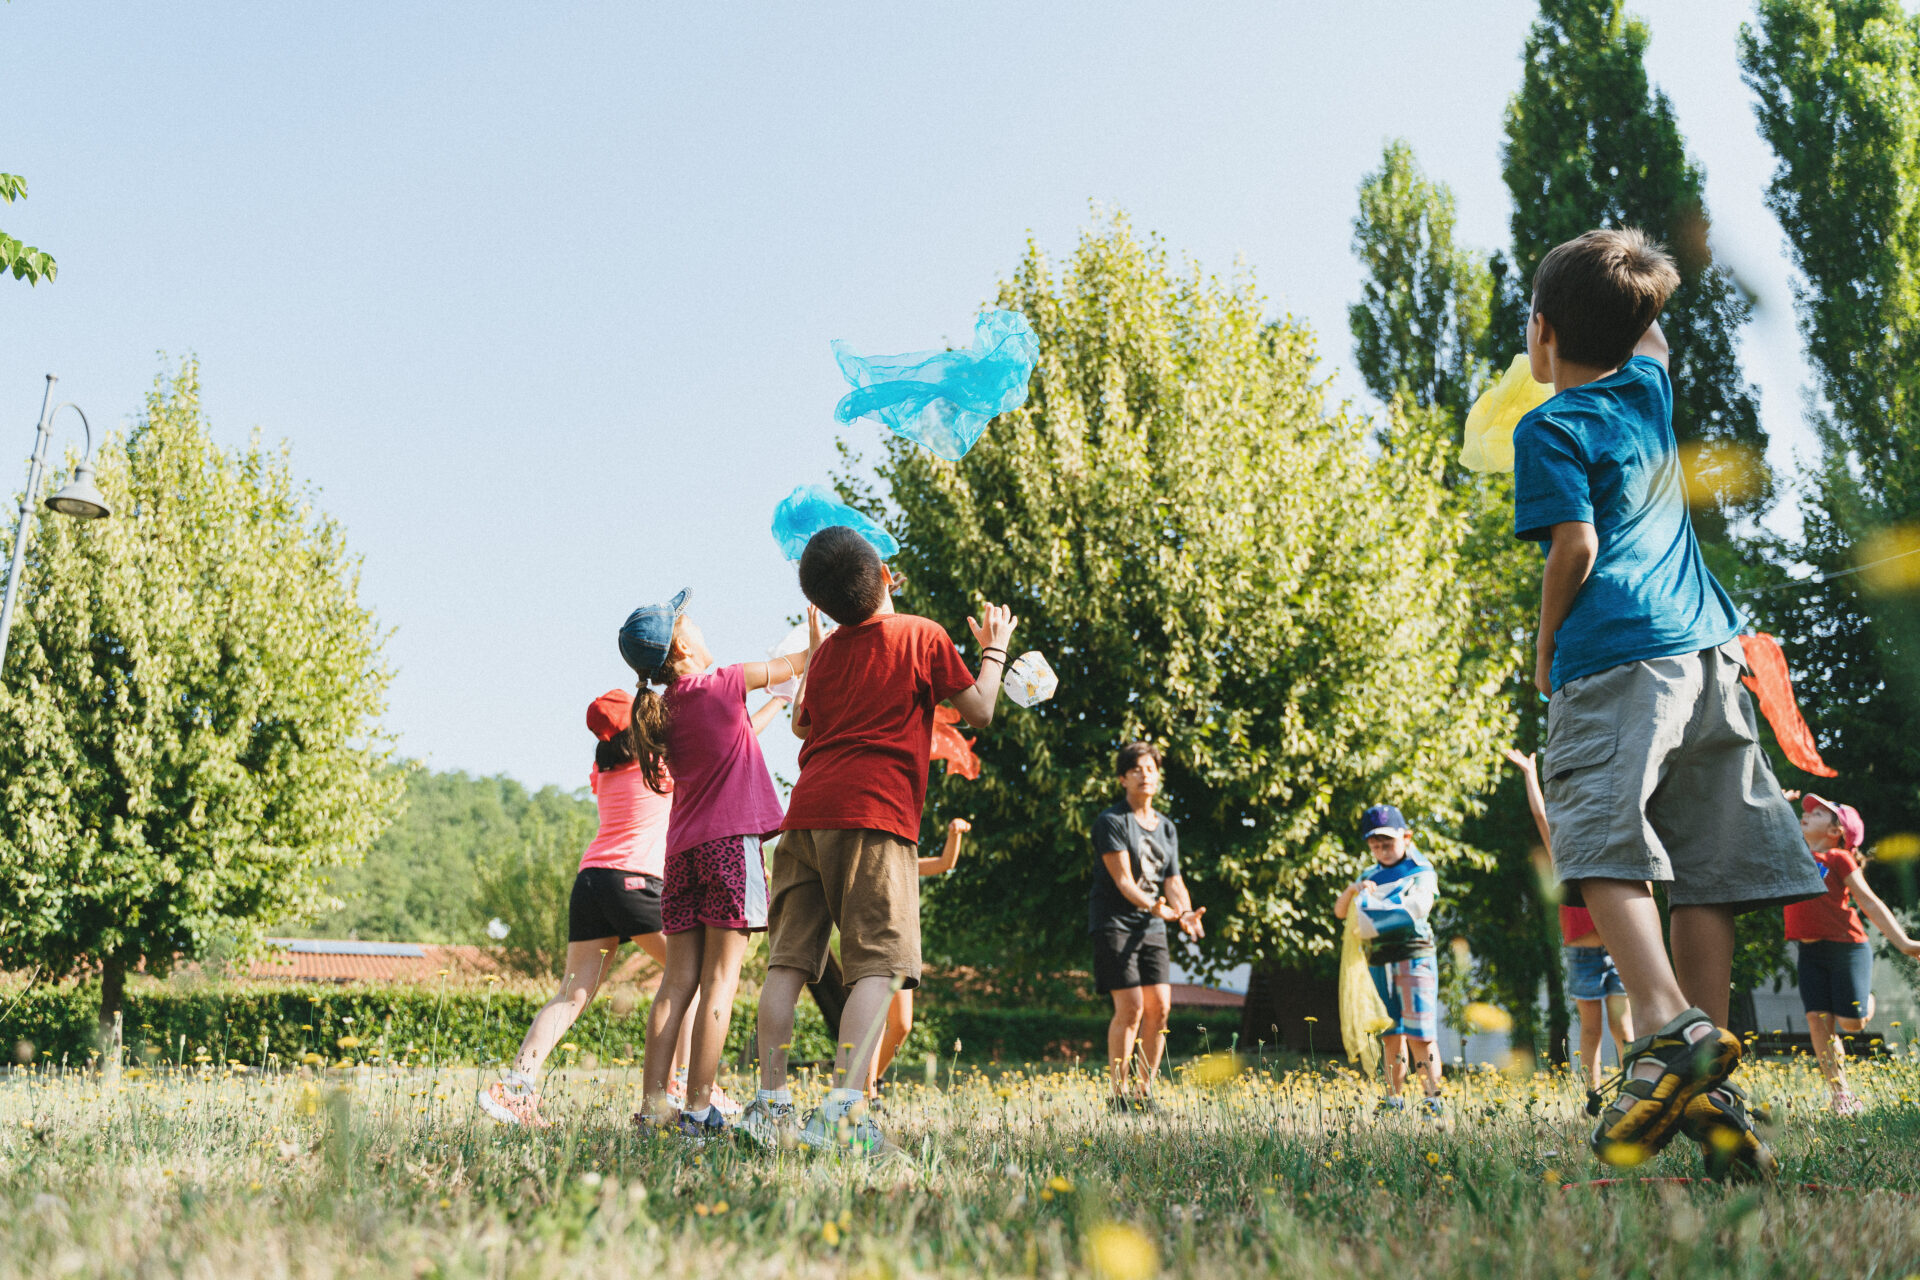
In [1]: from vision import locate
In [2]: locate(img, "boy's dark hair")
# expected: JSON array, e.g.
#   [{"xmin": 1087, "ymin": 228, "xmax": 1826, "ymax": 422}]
[
  {"xmin": 1115, "ymin": 741, "xmax": 1163, "ymax": 777},
  {"xmin": 798, "ymin": 525, "xmax": 889, "ymax": 626},
  {"xmin": 595, "ymin": 730, "xmax": 636, "ymax": 773},
  {"xmin": 1531, "ymin": 228, "xmax": 1680, "ymax": 369}
]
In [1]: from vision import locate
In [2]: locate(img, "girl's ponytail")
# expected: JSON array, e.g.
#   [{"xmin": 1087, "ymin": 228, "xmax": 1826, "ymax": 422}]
[{"xmin": 629, "ymin": 668, "xmax": 674, "ymax": 794}]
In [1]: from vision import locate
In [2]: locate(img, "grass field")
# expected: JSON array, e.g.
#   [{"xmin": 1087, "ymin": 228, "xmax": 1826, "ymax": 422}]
[{"xmin": 2, "ymin": 1042, "xmax": 1918, "ymax": 1279}]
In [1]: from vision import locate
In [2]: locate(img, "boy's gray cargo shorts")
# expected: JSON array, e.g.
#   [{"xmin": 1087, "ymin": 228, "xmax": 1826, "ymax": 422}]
[{"xmin": 1541, "ymin": 639, "xmax": 1825, "ymax": 912}]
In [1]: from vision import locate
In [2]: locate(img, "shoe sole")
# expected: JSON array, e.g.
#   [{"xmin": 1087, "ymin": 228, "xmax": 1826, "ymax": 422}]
[
  {"xmin": 476, "ymin": 1088, "xmax": 546, "ymax": 1128},
  {"xmin": 1592, "ymin": 1028, "xmax": 1740, "ymax": 1163}
]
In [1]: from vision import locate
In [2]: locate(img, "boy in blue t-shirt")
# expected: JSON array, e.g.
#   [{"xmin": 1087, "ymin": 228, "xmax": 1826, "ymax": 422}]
[
  {"xmin": 1334, "ymin": 804, "xmax": 1441, "ymax": 1114},
  {"xmin": 1514, "ymin": 228, "xmax": 1823, "ymax": 1178}
]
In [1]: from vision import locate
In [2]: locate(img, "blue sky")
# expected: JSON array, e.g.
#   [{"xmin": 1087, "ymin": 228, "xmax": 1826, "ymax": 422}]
[{"xmin": 1, "ymin": 1, "xmax": 1815, "ymax": 792}]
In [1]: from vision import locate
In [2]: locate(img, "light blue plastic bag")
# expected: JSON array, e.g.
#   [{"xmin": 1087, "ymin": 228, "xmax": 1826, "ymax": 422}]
[
  {"xmin": 832, "ymin": 309, "xmax": 1038, "ymax": 461},
  {"xmin": 770, "ymin": 484, "xmax": 900, "ymax": 562}
]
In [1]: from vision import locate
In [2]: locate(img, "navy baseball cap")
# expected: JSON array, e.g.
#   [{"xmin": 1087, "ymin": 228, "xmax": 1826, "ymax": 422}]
[
  {"xmin": 618, "ymin": 588, "xmax": 690, "ymax": 676},
  {"xmin": 1361, "ymin": 804, "xmax": 1409, "ymax": 839}
]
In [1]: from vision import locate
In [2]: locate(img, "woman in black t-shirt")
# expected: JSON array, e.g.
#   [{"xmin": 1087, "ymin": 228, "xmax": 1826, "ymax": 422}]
[{"xmin": 1090, "ymin": 742, "xmax": 1205, "ymax": 1112}]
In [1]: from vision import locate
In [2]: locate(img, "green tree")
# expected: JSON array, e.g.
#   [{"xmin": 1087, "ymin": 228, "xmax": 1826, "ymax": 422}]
[
  {"xmin": 473, "ymin": 783, "xmax": 599, "ymax": 979},
  {"xmin": 846, "ymin": 214, "xmax": 1514, "ymax": 983},
  {"xmin": 1350, "ymin": 140, "xmax": 1494, "ymax": 432},
  {"xmin": 1345, "ymin": 144, "xmax": 1569, "ymax": 1058},
  {"xmin": 0, "ymin": 362, "xmax": 401, "ymax": 1035},
  {"xmin": 1740, "ymin": 0, "xmax": 1920, "ymax": 845},
  {"xmin": 0, "ymin": 172, "xmax": 55, "ymax": 285},
  {"xmin": 289, "ymin": 769, "xmax": 599, "ymax": 946},
  {"xmin": 1502, "ymin": 0, "xmax": 1770, "ymax": 537}
]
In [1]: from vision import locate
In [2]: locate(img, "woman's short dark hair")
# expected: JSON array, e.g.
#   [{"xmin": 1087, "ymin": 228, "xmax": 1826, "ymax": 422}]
[{"xmin": 1115, "ymin": 741, "xmax": 1163, "ymax": 777}]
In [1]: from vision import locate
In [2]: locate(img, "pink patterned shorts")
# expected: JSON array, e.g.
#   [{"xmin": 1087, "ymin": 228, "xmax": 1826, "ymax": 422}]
[{"xmin": 661, "ymin": 834, "xmax": 769, "ymax": 934}]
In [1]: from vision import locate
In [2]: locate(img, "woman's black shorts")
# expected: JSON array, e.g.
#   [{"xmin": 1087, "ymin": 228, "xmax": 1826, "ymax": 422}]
[
  {"xmin": 1093, "ymin": 929, "xmax": 1171, "ymax": 995},
  {"xmin": 568, "ymin": 868, "xmax": 664, "ymax": 942}
]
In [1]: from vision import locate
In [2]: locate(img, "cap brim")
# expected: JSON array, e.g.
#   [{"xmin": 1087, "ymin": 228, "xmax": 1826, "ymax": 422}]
[
  {"xmin": 670, "ymin": 587, "xmax": 692, "ymax": 618},
  {"xmin": 1361, "ymin": 826, "xmax": 1408, "ymax": 840}
]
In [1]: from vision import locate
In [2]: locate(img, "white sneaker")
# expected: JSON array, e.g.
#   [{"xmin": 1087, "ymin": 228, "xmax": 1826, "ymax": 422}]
[
  {"xmin": 799, "ymin": 1097, "xmax": 891, "ymax": 1157},
  {"xmin": 737, "ymin": 1098, "xmax": 800, "ymax": 1150},
  {"xmin": 709, "ymin": 1083, "xmax": 744, "ymax": 1117},
  {"xmin": 477, "ymin": 1081, "xmax": 551, "ymax": 1129}
]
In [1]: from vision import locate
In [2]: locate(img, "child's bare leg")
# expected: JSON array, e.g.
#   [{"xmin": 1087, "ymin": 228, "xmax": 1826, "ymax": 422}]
[
  {"xmin": 834, "ymin": 974, "xmax": 897, "ymax": 1093},
  {"xmin": 755, "ymin": 965, "xmax": 809, "ymax": 1092},
  {"xmin": 1604, "ymin": 994, "xmax": 1634, "ymax": 1062},
  {"xmin": 869, "ymin": 989, "xmax": 914, "ymax": 1093},
  {"xmin": 682, "ymin": 927, "xmax": 749, "ymax": 1113},
  {"xmin": 641, "ymin": 931, "xmax": 704, "ymax": 1110},
  {"xmin": 1382, "ymin": 1033, "xmax": 1409, "ymax": 1096},
  {"xmin": 1668, "ymin": 903, "xmax": 1737, "ymax": 1026},
  {"xmin": 1807, "ymin": 1010, "xmax": 1848, "ymax": 1093},
  {"xmin": 1576, "ymin": 997, "xmax": 1604, "ymax": 1089},
  {"xmin": 1107, "ymin": 987, "xmax": 1145, "ymax": 1094},
  {"xmin": 510, "ymin": 940, "xmax": 617, "ymax": 1077},
  {"xmin": 632, "ymin": 931, "xmax": 698, "ymax": 1079},
  {"xmin": 1409, "ymin": 1038, "xmax": 1440, "ymax": 1095},
  {"xmin": 1581, "ymin": 880, "xmax": 1691, "ymax": 1027}
]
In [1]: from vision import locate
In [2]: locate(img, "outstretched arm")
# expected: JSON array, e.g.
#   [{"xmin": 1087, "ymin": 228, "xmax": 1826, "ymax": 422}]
[
  {"xmin": 948, "ymin": 604, "xmax": 1019, "ymax": 729},
  {"xmin": 1846, "ymin": 870, "xmax": 1920, "ymax": 956},
  {"xmin": 741, "ymin": 648, "xmax": 808, "ymax": 694},
  {"xmin": 919, "ymin": 818, "xmax": 969, "ymax": 876},
  {"xmin": 1503, "ymin": 747, "xmax": 1553, "ymax": 853},
  {"xmin": 748, "ymin": 695, "xmax": 791, "ymax": 737},
  {"xmin": 1633, "ymin": 319, "xmax": 1669, "ymax": 369}
]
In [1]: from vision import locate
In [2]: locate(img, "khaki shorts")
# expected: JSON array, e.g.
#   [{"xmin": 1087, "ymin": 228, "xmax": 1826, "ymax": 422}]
[
  {"xmin": 767, "ymin": 828, "xmax": 922, "ymax": 988},
  {"xmin": 1542, "ymin": 640, "xmax": 1825, "ymax": 912}
]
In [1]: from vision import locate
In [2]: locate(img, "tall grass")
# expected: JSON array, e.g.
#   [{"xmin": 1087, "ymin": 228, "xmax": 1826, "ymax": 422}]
[{"xmin": 0, "ymin": 1042, "xmax": 1916, "ymax": 1277}]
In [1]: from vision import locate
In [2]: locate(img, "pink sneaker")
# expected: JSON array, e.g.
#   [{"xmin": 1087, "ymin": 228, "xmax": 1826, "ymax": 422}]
[
  {"xmin": 1831, "ymin": 1089, "xmax": 1864, "ymax": 1116},
  {"xmin": 709, "ymin": 1084, "xmax": 743, "ymax": 1117},
  {"xmin": 477, "ymin": 1081, "xmax": 551, "ymax": 1128}
]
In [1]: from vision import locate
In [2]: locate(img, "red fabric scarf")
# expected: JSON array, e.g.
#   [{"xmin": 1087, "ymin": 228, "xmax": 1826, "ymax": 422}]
[{"xmin": 1739, "ymin": 632, "xmax": 1837, "ymax": 778}]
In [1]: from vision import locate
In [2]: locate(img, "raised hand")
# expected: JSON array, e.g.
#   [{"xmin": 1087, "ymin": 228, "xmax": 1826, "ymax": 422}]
[
  {"xmin": 948, "ymin": 817, "xmax": 972, "ymax": 836},
  {"xmin": 806, "ymin": 604, "xmax": 826, "ymax": 656},
  {"xmin": 967, "ymin": 602, "xmax": 1019, "ymax": 653},
  {"xmin": 1502, "ymin": 747, "xmax": 1537, "ymax": 776}
]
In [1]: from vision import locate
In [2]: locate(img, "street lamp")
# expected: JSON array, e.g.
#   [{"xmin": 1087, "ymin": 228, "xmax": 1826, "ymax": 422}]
[{"xmin": 0, "ymin": 375, "xmax": 113, "ymax": 675}]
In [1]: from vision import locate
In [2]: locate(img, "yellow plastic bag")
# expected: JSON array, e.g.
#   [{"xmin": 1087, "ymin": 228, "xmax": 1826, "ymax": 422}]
[
  {"xmin": 1460, "ymin": 353, "xmax": 1554, "ymax": 473},
  {"xmin": 1339, "ymin": 906, "xmax": 1393, "ymax": 1079}
]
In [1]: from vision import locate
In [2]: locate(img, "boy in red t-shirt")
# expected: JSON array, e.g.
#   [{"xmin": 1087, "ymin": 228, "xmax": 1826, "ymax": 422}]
[
  {"xmin": 1783, "ymin": 791, "xmax": 1920, "ymax": 1113},
  {"xmin": 742, "ymin": 526, "xmax": 1018, "ymax": 1154}
]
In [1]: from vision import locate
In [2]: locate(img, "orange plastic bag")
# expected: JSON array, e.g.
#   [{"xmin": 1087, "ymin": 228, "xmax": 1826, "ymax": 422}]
[{"xmin": 931, "ymin": 705, "xmax": 981, "ymax": 780}]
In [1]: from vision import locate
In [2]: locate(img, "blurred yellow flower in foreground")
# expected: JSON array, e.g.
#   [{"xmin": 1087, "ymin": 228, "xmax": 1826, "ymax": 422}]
[
  {"xmin": 1191, "ymin": 1052, "xmax": 1244, "ymax": 1087},
  {"xmin": 1464, "ymin": 1003, "xmax": 1514, "ymax": 1034},
  {"xmin": 1599, "ymin": 1141, "xmax": 1647, "ymax": 1168},
  {"xmin": 1876, "ymin": 833, "xmax": 1920, "ymax": 864},
  {"xmin": 1859, "ymin": 524, "xmax": 1920, "ymax": 594},
  {"xmin": 1086, "ymin": 1222, "xmax": 1158, "ymax": 1280},
  {"xmin": 294, "ymin": 1083, "xmax": 320, "ymax": 1117},
  {"xmin": 335, "ymin": 1036, "xmax": 360, "ymax": 1050}
]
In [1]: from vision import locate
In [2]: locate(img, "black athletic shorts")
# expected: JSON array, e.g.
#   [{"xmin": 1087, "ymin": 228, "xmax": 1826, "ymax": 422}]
[
  {"xmin": 1093, "ymin": 929, "xmax": 1171, "ymax": 995},
  {"xmin": 568, "ymin": 868, "xmax": 664, "ymax": 942}
]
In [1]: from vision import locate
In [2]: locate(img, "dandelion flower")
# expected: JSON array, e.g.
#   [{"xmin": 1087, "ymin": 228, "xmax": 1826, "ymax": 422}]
[
  {"xmin": 1425, "ymin": 1151, "xmax": 1441, "ymax": 1166},
  {"xmin": 821, "ymin": 1220, "xmax": 841, "ymax": 1247}
]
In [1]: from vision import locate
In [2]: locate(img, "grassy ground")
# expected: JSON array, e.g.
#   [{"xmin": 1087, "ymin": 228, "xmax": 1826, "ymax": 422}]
[{"xmin": 1, "ymin": 1043, "xmax": 1918, "ymax": 1278}]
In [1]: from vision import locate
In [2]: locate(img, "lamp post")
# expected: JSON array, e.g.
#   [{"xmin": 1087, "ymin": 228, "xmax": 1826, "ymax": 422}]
[{"xmin": 0, "ymin": 374, "xmax": 113, "ymax": 676}]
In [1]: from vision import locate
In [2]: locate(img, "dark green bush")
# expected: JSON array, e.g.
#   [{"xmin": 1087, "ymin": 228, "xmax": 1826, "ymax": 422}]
[{"xmin": 0, "ymin": 981, "xmax": 1226, "ymax": 1073}]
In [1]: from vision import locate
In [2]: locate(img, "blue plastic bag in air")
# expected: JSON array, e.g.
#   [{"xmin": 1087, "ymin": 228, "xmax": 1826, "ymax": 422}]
[
  {"xmin": 770, "ymin": 484, "xmax": 900, "ymax": 562},
  {"xmin": 832, "ymin": 309, "xmax": 1038, "ymax": 461}
]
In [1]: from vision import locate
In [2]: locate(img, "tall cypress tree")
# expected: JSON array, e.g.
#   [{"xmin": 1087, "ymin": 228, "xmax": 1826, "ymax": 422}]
[
  {"xmin": 1350, "ymin": 140, "xmax": 1495, "ymax": 430},
  {"xmin": 1502, "ymin": 0, "xmax": 1771, "ymax": 541},
  {"xmin": 1740, "ymin": 0, "xmax": 1920, "ymax": 843}
]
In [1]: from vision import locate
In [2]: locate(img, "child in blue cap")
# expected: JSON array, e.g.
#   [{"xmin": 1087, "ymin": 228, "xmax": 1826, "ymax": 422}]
[{"xmin": 1335, "ymin": 803, "xmax": 1441, "ymax": 1114}]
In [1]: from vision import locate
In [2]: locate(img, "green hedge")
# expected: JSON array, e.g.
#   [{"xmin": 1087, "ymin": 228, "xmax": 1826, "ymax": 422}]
[{"xmin": 0, "ymin": 981, "xmax": 1227, "ymax": 1072}]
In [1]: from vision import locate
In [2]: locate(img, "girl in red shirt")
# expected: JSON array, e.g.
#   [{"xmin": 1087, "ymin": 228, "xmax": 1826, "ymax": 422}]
[{"xmin": 1783, "ymin": 792, "xmax": 1920, "ymax": 1114}]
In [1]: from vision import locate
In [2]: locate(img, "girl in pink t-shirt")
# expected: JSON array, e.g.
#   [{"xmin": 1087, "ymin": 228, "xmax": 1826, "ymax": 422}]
[
  {"xmin": 621, "ymin": 594, "xmax": 804, "ymax": 1138},
  {"xmin": 479, "ymin": 689, "xmax": 734, "ymax": 1128}
]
